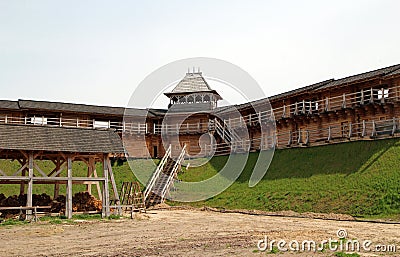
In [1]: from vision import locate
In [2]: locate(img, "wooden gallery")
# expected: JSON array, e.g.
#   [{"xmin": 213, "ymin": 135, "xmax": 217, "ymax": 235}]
[{"xmin": 1, "ymin": 63, "xmax": 400, "ymax": 218}]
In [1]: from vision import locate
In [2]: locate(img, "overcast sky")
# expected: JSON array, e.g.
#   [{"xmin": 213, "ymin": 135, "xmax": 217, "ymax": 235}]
[{"xmin": 1, "ymin": 0, "xmax": 400, "ymax": 108}]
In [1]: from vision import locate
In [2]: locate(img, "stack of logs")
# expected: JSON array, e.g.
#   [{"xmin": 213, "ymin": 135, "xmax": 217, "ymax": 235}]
[{"xmin": 0, "ymin": 192, "xmax": 102, "ymax": 218}]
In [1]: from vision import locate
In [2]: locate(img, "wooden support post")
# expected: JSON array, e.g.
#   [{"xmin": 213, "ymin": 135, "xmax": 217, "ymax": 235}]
[
  {"xmin": 53, "ymin": 158, "xmax": 60, "ymax": 199},
  {"xmin": 93, "ymin": 164, "xmax": 102, "ymax": 201},
  {"xmin": 26, "ymin": 153, "xmax": 34, "ymax": 220},
  {"xmin": 87, "ymin": 158, "xmax": 94, "ymax": 195},
  {"xmin": 107, "ymin": 158, "xmax": 122, "ymax": 215},
  {"xmin": 325, "ymin": 97, "xmax": 329, "ymax": 111},
  {"xmin": 342, "ymin": 93, "xmax": 346, "ymax": 108},
  {"xmin": 20, "ymin": 165, "xmax": 26, "ymax": 196},
  {"xmin": 348, "ymin": 122, "xmax": 352, "ymax": 139},
  {"xmin": 360, "ymin": 90, "xmax": 364, "ymax": 105},
  {"xmin": 362, "ymin": 120, "xmax": 366, "ymax": 137},
  {"xmin": 282, "ymin": 105, "xmax": 286, "ymax": 118},
  {"xmin": 297, "ymin": 129, "xmax": 302, "ymax": 144},
  {"xmin": 65, "ymin": 156, "xmax": 73, "ymax": 219},
  {"xmin": 327, "ymin": 126, "xmax": 332, "ymax": 141},
  {"xmin": 102, "ymin": 155, "xmax": 110, "ymax": 218},
  {"xmin": 371, "ymin": 121, "xmax": 376, "ymax": 137},
  {"xmin": 391, "ymin": 118, "xmax": 396, "ymax": 136},
  {"xmin": 370, "ymin": 88, "xmax": 374, "ymax": 103}
]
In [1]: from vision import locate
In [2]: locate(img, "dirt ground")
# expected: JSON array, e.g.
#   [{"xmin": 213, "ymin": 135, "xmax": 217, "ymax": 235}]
[{"xmin": 1, "ymin": 208, "xmax": 399, "ymax": 257}]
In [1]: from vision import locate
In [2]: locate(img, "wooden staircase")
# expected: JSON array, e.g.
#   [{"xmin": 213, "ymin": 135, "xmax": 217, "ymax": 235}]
[
  {"xmin": 213, "ymin": 119, "xmax": 249, "ymax": 153},
  {"xmin": 143, "ymin": 145, "xmax": 186, "ymax": 207},
  {"xmin": 110, "ymin": 181, "xmax": 145, "ymax": 216}
]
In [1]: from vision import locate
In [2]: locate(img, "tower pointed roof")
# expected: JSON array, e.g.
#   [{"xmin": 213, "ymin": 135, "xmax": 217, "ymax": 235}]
[{"xmin": 164, "ymin": 71, "xmax": 221, "ymax": 99}]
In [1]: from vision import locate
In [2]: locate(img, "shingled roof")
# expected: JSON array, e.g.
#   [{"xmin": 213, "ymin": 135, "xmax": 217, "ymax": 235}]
[
  {"xmin": 0, "ymin": 124, "xmax": 124, "ymax": 153},
  {"xmin": 317, "ymin": 64, "xmax": 400, "ymax": 91},
  {"xmin": 170, "ymin": 72, "xmax": 213, "ymax": 93},
  {"xmin": 0, "ymin": 100, "xmax": 20, "ymax": 110},
  {"xmin": 18, "ymin": 99, "xmax": 126, "ymax": 116},
  {"xmin": 164, "ymin": 72, "xmax": 222, "ymax": 99},
  {"xmin": 231, "ymin": 63, "xmax": 400, "ymax": 110}
]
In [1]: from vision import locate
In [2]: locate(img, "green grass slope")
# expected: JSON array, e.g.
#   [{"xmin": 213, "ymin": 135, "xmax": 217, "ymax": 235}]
[
  {"xmin": 177, "ymin": 138, "xmax": 400, "ymax": 218},
  {"xmin": 1, "ymin": 138, "xmax": 399, "ymax": 218}
]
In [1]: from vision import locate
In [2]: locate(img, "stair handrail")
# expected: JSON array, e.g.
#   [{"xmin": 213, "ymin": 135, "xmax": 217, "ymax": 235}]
[
  {"xmin": 143, "ymin": 144, "xmax": 171, "ymax": 201},
  {"xmin": 160, "ymin": 144, "xmax": 187, "ymax": 202},
  {"xmin": 215, "ymin": 118, "xmax": 242, "ymax": 145}
]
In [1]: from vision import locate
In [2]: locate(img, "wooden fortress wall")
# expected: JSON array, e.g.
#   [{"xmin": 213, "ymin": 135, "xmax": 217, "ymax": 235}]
[{"xmin": 1, "ymin": 73, "xmax": 400, "ymax": 158}]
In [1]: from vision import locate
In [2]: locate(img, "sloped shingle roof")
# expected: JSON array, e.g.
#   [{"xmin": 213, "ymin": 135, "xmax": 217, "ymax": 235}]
[
  {"xmin": 0, "ymin": 100, "xmax": 20, "ymax": 110},
  {"xmin": 18, "ymin": 99, "xmax": 126, "ymax": 116},
  {"xmin": 170, "ymin": 72, "xmax": 213, "ymax": 93},
  {"xmin": 317, "ymin": 64, "xmax": 400, "ymax": 90},
  {"xmin": 0, "ymin": 124, "xmax": 124, "ymax": 153}
]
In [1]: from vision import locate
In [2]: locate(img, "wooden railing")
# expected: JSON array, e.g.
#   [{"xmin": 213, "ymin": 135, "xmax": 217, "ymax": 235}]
[
  {"xmin": 0, "ymin": 85, "xmax": 399, "ymax": 136},
  {"xmin": 202, "ymin": 117, "xmax": 400, "ymax": 156}
]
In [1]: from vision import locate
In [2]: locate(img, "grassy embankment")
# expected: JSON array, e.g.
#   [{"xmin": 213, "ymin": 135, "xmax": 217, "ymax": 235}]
[{"xmin": 1, "ymin": 138, "xmax": 400, "ymax": 218}]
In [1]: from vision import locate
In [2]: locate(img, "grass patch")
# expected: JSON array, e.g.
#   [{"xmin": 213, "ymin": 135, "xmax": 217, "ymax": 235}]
[
  {"xmin": 334, "ymin": 252, "xmax": 360, "ymax": 257},
  {"xmin": 173, "ymin": 138, "xmax": 400, "ymax": 218},
  {"xmin": 72, "ymin": 214, "xmax": 102, "ymax": 220},
  {"xmin": 0, "ymin": 219, "xmax": 29, "ymax": 226}
]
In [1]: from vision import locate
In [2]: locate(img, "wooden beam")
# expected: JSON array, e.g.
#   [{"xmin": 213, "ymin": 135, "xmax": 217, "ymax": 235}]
[
  {"xmin": 12, "ymin": 162, "xmax": 28, "ymax": 176},
  {"xmin": 107, "ymin": 158, "xmax": 122, "ymax": 215},
  {"xmin": 92, "ymin": 164, "xmax": 102, "ymax": 201},
  {"xmin": 48, "ymin": 160, "xmax": 65, "ymax": 176},
  {"xmin": 53, "ymin": 158, "xmax": 61, "ymax": 199},
  {"xmin": 65, "ymin": 156, "xmax": 73, "ymax": 219},
  {"xmin": 87, "ymin": 157, "xmax": 94, "ymax": 195},
  {"xmin": 26, "ymin": 152, "xmax": 34, "ymax": 220},
  {"xmin": 102, "ymin": 154, "xmax": 110, "ymax": 218},
  {"xmin": 51, "ymin": 162, "xmax": 67, "ymax": 177},
  {"xmin": 20, "ymin": 167, "xmax": 26, "ymax": 196},
  {"xmin": 33, "ymin": 162, "xmax": 48, "ymax": 177}
]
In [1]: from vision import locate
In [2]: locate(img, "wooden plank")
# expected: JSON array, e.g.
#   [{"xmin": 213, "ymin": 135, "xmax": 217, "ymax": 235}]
[
  {"xmin": 87, "ymin": 157, "xmax": 94, "ymax": 195},
  {"xmin": 12, "ymin": 163, "xmax": 28, "ymax": 176},
  {"xmin": 92, "ymin": 164, "xmax": 102, "ymax": 201},
  {"xmin": 65, "ymin": 156, "xmax": 73, "ymax": 219},
  {"xmin": 102, "ymin": 155, "xmax": 110, "ymax": 218},
  {"xmin": 53, "ymin": 158, "xmax": 61, "ymax": 199},
  {"xmin": 48, "ymin": 160, "xmax": 65, "ymax": 176},
  {"xmin": 20, "ymin": 167, "xmax": 27, "ymax": 195},
  {"xmin": 107, "ymin": 159, "xmax": 121, "ymax": 215},
  {"xmin": 26, "ymin": 152, "xmax": 34, "ymax": 220},
  {"xmin": 33, "ymin": 162, "xmax": 48, "ymax": 177},
  {"xmin": 51, "ymin": 162, "xmax": 67, "ymax": 177}
]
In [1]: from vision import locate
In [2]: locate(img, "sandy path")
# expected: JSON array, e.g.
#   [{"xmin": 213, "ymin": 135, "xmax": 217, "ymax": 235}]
[{"xmin": 0, "ymin": 209, "xmax": 399, "ymax": 257}]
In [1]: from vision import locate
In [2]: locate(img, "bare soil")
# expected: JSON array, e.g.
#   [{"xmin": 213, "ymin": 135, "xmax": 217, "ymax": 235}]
[{"xmin": 0, "ymin": 209, "xmax": 399, "ymax": 257}]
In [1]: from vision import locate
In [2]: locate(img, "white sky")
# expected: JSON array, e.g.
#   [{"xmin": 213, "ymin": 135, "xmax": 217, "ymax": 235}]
[{"xmin": 1, "ymin": 0, "xmax": 400, "ymax": 109}]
